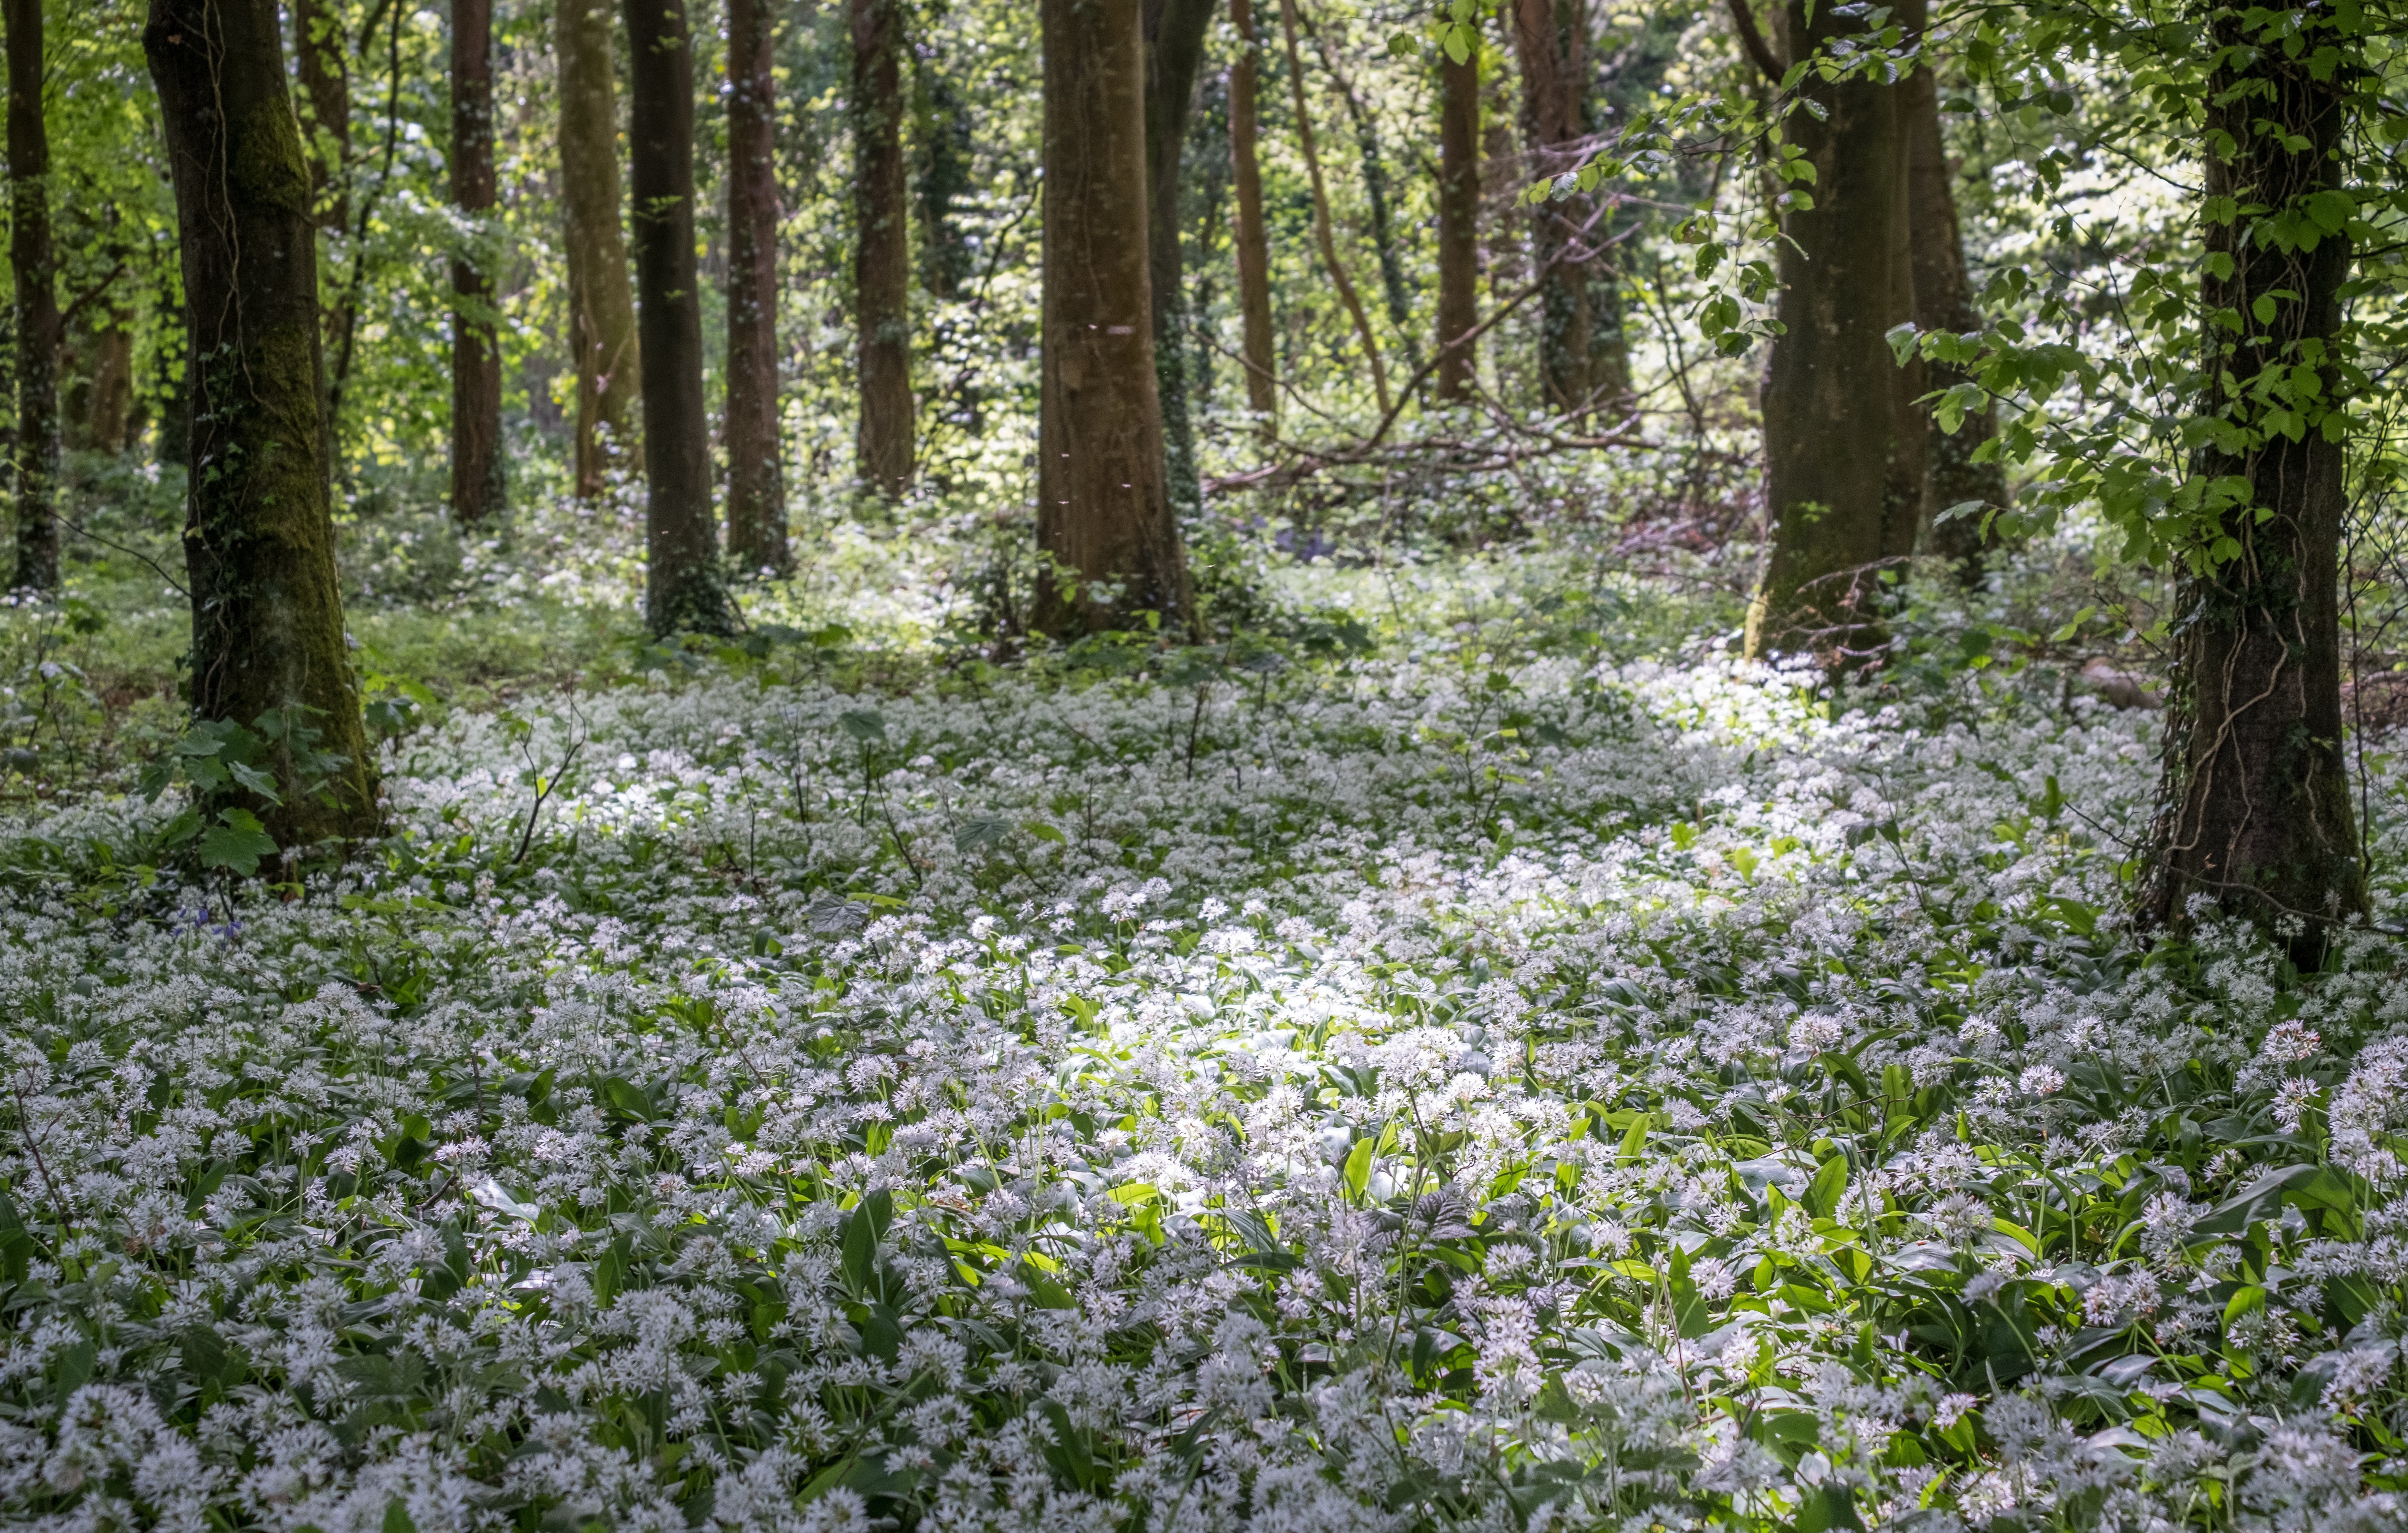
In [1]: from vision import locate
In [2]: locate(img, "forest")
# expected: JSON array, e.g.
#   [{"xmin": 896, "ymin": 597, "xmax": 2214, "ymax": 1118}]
[{"xmin": 2, "ymin": 0, "xmax": 2408, "ymax": 1523}]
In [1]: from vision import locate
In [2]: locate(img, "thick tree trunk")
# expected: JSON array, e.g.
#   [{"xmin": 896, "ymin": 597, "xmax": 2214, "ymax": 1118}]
[
  {"xmin": 1435, "ymin": 43, "xmax": 1479, "ymax": 401},
  {"xmin": 1275, "ymin": 0, "xmax": 1386, "ymax": 417},
  {"xmin": 1226, "ymin": 0, "xmax": 1276, "ymax": 430},
  {"xmin": 450, "ymin": 0, "xmax": 503, "ymax": 525},
  {"xmin": 1899, "ymin": 6, "xmax": 2005, "ymax": 578},
  {"xmin": 627, "ymin": 0, "xmax": 733, "ymax": 635},
  {"xmin": 852, "ymin": 0, "xmax": 913, "ymax": 499},
  {"xmin": 1745, "ymin": 0, "xmax": 1909, "ymax": 662},
  {"xmin": 293, "ymin": 0, "xmax": 348, "ymax": 230},
  {"xmin": 558, "ymin": 0, "xmax": 643, "ymax": 496},
  {"xmin": 7, "ymin": 0, "xmax": 56, "ymax": 592},
  {"xmin": 1143, "ymin": 0, "xmax": 1215, "ymax": 520},
  {"xmin": 1036, "ymin": 0, "xmax": 1192, "ymax": 636},
  {"xmin": 1511, "ymin": 0, "xmax": 1594, "ymax": 417},
  {"xmin": 724, "ymin": 0, "xmax": 787, "ymax": 572},
  {"xmin": 144, "ymin": 0, "xmax": 378, "ymax": 844},
  {"xmin": 2142, "ymin": 15, "xmax": 2363, "ymax": 958}
]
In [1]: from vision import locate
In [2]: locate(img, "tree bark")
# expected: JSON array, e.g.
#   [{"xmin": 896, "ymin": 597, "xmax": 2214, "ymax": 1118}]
[
  {"xmin": 627, "ymin": 0, "xmax": 733, "ymax": 635},
  {"xmin": 558, "ymin": 0, "xmax": 643, "ymax": 496},
  {"xmin": 7, "ymin": 0, "xmax": 57, "ymax": 592},
  {"xmin": 450, "ymin": 0, "xmax": 503, "ymax": 525},
  {"xmin": 144, "ymin": 0, "xmax": 378, "ymax": 844},
  {"xmin": 1143, "ymin": 0, "xmax": 1215, "ymax": 520},
  {"xmin": 293, "ymin": 0, "xmax": 348, "ymax": 230},
  {"xmin": 1746, "ymin": 0, "xmax": 1909, "ymax": 663},
  {"xmin": 1511, "ymin": 0, "xmax": 1600, "ymax": 418},
  {"xmin": 1274, "ymin": 0, "xmax": 1387, "ymax": 417},
  {"xmin": 1435, "ymin": 41, "xmax": 1479, "ymax": 401},
  {"xmin": 724, "ymin": 0, "xmax": 786, "ymax": 572},
  {"xmin": 1036, "ymin": 0, "xmax": 1192, "ymax": 636},
  {"xmin": 1226, "ymin": 0, "xmax": 1276, "ymax": 430},
  {"xmin": 85, "ymin": 319, "xmax": 134, "ymax": 453},
  {"xmin": 2141, "ymin": 12, "xmax": 2363, "ymax": 958},
  {"xmin": 1899, "ymin": 3, "xmax": 2004, "ymax": 578},
  {"xmin": 852, "ymin": 0, "xmax": 912, "ymax": 499}
]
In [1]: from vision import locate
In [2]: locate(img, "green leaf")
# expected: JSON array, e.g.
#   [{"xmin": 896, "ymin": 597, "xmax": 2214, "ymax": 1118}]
[
  {"xmin": 197, "ymin": 809, "xmax": 277, "ymax": 877},
  {"xmin": 382, "ymin": 1498, "xmax": 419, "ymax": 1533},
  {"xmin": 1344, "ymin": 1136, "xmax": 1377, "ymax": 1201},
  {"xmin": 955, "ymin": 814, "xmax": 1013, "ymax": 854},
  {"xmin": 226, "ymin": 759, "xmax": 283, "ymax": 804},
  {"xmin": 842, "ymin": 1190, "xmax": 892, "ymax": 1297},
  {"xmin": 1444, "ymin": 22, "xmax": 1470, "ymax": 63},
  {"xmin": 1804, "ymin": 1154, "xmax": 1848, "ymax": 1220},
  {"xmin": 2224, "ymin": 1284, "xmax": 2268, "ymax": 1325},
  {"xmin": 838, "ymin": 708, "xmax": 887, "ymax": 743},
  {"xmin": 1616, "ymin": 1112, "xmax": 1649, "ymax": 1165}
]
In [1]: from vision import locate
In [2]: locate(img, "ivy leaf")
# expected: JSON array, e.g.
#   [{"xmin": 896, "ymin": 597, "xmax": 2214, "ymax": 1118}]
[{"xmin": 197, "ymin": 808, "xmax": 277, "ymax": 877}]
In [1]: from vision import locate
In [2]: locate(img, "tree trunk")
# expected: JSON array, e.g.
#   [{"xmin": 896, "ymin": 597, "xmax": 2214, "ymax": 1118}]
[
  {"xmin": 450, "ymin": 0, "xmax": 503, "ymax": 525},
  {"xmin": 7, "ymin": 0, "xmax": 57, "ymax": 592},
  {"xmin": 852, "ymin": 0, "xmax": 912, "ymax": 499},
  {"xmin": 86, "ymin": 320, "xmax": 133, "ymax": 454},
  {"xmin": 724, "ymin": 0, "xmax": 786, "ymax": 572},
  {"xmin": 1226, "ymin": 0, "xmax": 1276, "ymax": 430},
  {"xmin": 2141, "ymin": 13, "xmax": 2363, "ymax": 958},
  {"xmin": 1745, "ymin": 0, "xmax": 1907, "ymax": 663},
  {"xmin": 1142, "ymin": 0, "xmax": 1215, "ymax": 521},
  {"xmin": 293, "ymin": 0, "xmax": 348, "ymax": 230},
  {"xmin": 627, "ymin": 0, "xmax": 733, "ymax": 635},
  {"xmin": 1511, "ymin": 0, "xmax": 1596, "ymax": 418},
  {"xmin": 1310, "ymin": 28, "xmax": 1410, "ymax": 346},
  {"xmin": 1274, "ymin": 0, "xmax": 1387, "ymax": 417},
  {"xmin": 915, "ymin": 65, "xmax": 974, "ymax": 299},
  {"xmin": 144, "ymin": 0, "xmax": 378, "ymax": 845},
  {"xmin": 1435, "ymin": 41, "xmax": 1479, "ymax": 402},
  {"xmin": 1899, "ymin": 4, "xmax": 2004, "ymax": 578},
  {"xmin": 558, "ymin": 0, "xmax": 643, "ymax": 497},
  {"xmin": 1036, "ymin": 0, "xmax": 1192, "ymax": 636}
]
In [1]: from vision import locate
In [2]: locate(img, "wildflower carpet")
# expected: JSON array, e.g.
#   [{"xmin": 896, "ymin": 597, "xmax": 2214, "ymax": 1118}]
[{"xmin": 4, "ymin": 617, "xmax": 2405, "ymax": 1530}]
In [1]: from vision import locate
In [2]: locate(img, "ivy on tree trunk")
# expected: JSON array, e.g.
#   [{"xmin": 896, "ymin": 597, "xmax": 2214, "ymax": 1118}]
[{"xmin": 144, "ymin": 0, "xmax": 378, "ymax": 845}]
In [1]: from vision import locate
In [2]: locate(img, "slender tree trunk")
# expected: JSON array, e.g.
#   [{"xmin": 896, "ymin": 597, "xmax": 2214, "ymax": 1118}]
[
  {"xmin": 852, "ymin": 0, "xmax": 913, "ymax": 498},
  {"xmin": 1511, "ymin": 0, "xmax": 1593, "ymax": 418},
  {"xmin": 1273, "ymin": 0, "xmax": 1387, "ymax": 417},
  {"xmin": 558, "ymin": 0, "xmax": 643, "ymax": 496},
  {"xmin": 1227, "ymin": 0, "xmax": 1276, "ymax": 430},
  {"xmin": 7, "ymin": 0, "xmax": 57, "ymax": 592},
  {"xmin": 1899, "ymin": 4, "xmax": 2004, "ymax": 578},
  {"xmin": 1143, "ymin": 0, "xmax": 1216, "ymax": 520},
  {"xmin": 1745, "ymin": 0, "xmax": 1907, "ymax": 662},
  {"xmin": 87, "ymin": 319, "xmax": 133, "ymax": 453},
  {"xmin": 1036, "ymin": 0, "xmax": 1192, "ymax": 636},
  {"xmin": 2142, "ymin": 12, "xmax": 2362, "ymax": 958},
  {"xmin": 1310, "ymin": 28, "xmax": 1410, "ymax": 345},
  {"xmin": 1435, "ymin": 41, "xmax": 1479, "ymax": 402},
  {"xmin": 144, "ymin": 0, "xmax": 378, "ymax": 844},
  {"xmin": 450, "ymin": 0, "xmax": 503, "ymax": 525},
  {"xmin": 293, "ymin": 0, "xmax": 348, "ymax": 230},
  {"xmin": 915, "ymin": 65, "xmax": 974, "ymax": 298},
  {"xmin": 725, "ymin": 0, "xmax": 786, "ymax": 571},
  {"xmin": 627, "ymin": 0, "xmax": 733, "ymax": 635}
]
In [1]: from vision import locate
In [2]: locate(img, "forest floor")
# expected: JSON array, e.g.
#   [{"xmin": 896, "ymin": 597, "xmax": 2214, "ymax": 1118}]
[{"xmin": 2, "ymin": 499, "xmax": 2407, "ymax": 1529}]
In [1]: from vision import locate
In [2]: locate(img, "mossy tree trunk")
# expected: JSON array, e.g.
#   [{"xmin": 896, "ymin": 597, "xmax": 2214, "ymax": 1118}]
[
  {"xmin": 1226, "ymin": 0, "xmax": 1277, "ymax": 432},
  {"xmin": 1142, "ymin": 0, "xmax": 1215, "ymax": 522},
  {"xmin": 144, "ymin": 0, "xmax": 379, "ymax": 845},
  {"xmin": 559, "ymin": 0, "xmax": 643, "ymax": 497},
  {"xmin": 2141, "ymin": 9, "xmax": 2363, "ymax": 960},
  {"xmin": 1036, "ymin": 0, "xmax": 1193, "ymax": 636},
  {"xmin": 724, "ymin": 0, "xmax": 787, "ymax": 572},
  {"xmin": 293, "ymin": 0, "xmax": 348, "ymax": 231},
  {"xmin": 1899, "ymin": 0, "xmax": 2005, "ymax": 579},
  {"xmin": 1435, "ymin": 37, "xmax": 1479, "ymax": 403},
  {"xmin": 852, "ymin": 0, "xmax": 913, "ymax": 499},
  {"xmin": 450, "ymin": 0, "xmax": 504, "ymax": 526},
  {"xmin": 7, "ymin": 0, "xmax": 57, "ymax": 592},
  {"xmin": 1745, "ymin": 0, "xmax": 1908, "ymax": 664},
  {"xmin": 627, "ymin": 0, "xmax": 733, "ymax": 636}
]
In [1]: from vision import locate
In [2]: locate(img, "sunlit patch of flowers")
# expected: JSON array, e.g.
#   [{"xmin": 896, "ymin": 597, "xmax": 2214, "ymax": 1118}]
[{"xmin": 3, "ymin": 626, "xmax": 2408, "ymax": 1529}]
